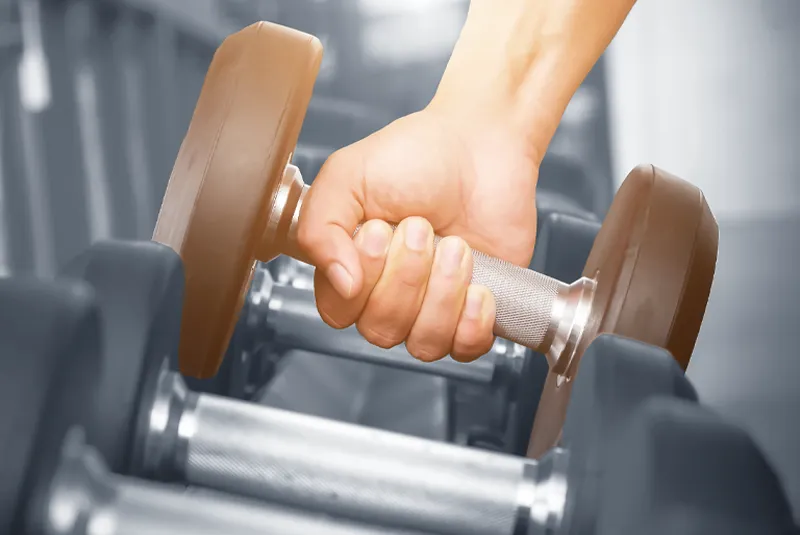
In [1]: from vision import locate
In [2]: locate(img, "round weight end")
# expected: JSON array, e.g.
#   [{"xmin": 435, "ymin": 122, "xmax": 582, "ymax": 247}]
[
  {"xmin": 0, "ymin": 278, "xmax": 101, "ymax": 534},
  {"xmin": 584, "ymin": 164, "xmax": 718, "ymax": 372},
  {"xmin": 152, "ymin": 22, "xmax": 323, "ymax": 379},
  {"xmin": 528, "ymin": 165, "xmax": 718, "ymax": 459}
]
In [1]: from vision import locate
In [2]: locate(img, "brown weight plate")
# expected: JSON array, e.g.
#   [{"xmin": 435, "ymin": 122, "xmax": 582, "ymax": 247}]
[
  {"xmin": 152, "ymin": 22, "xmax": 322, "ymax": 378},
  {"xmin": 526, "ymin": 165, "xmax": 719, "ymax": 458}
]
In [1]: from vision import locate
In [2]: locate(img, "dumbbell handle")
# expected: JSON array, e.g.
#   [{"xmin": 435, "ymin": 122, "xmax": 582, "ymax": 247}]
[
  {"xmin": 139, "ymin": 369, "xmax": 567, "ymax": 535},
  {"xmin": 43, "ymin": 429, "xmax": 430, "ymax": 535},
  {"xmin": 273, "ymin": 169, "xmax": 595, "ymax": 367}
]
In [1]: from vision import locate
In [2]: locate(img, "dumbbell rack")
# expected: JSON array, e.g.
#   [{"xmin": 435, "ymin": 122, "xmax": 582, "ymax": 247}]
[
  {"xmin": 6, "ymin": 5, "xmax": 787, "ymax": 534},
  {"xmin": 2, "ymin": 261, "xmax": 798, "ymax": 535}
]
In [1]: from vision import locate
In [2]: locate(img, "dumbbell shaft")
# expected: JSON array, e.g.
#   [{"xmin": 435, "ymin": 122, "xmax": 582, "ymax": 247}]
[
  {"xmin": 269, "ymin": 169, "xmax": 596, "ymax": 371},
  {"xmin": 137, "ymin": 367, "xmax": 567, "ymax": 535},
  {"xmin": 261, "ymin": 282, "xmax": 509, "ymax": 385},
  {"xmin": 43, "ymin": 430, "xmax": 430, "ymax": 535}
]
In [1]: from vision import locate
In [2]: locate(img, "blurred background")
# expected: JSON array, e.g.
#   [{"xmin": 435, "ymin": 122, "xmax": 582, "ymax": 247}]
[{"xmin": 0, "ymin": 0, "xmax": 798, "ymax": 521}]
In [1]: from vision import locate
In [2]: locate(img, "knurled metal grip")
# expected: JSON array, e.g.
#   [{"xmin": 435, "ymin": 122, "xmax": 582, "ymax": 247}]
[{"xmin": 279, "ymin": 170, "xmax": 598, "ymax": 372}]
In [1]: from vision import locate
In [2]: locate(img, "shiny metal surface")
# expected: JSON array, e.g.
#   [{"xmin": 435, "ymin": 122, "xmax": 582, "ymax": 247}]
[
  {"xmin": 42, "ymin": 429, "xmax": 431, "ymax": 535},
  {"xmin": 546, "ymin": 277, "xmax": 596, "ymax": 380},
  {"xmin": 133, "ymin": 359, "xmax": 193, "ymax": 480},
  {"xmin": 139, "ymin": 368, "xmax": 569, "ymax": 535}
]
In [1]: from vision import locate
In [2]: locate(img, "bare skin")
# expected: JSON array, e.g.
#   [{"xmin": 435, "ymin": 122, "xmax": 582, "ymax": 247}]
[{"xmin": 297, "ymin": 0, "xmax": 638, "ymax": 363}]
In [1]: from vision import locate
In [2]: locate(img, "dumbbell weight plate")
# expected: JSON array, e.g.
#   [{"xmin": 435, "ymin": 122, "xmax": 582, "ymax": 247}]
[
  {"xmin": 153, "ymin": 22, "xmax": 321, "ymax": 379},
  {"xmin": 60, "ymin": 240, "xmax": 184, "ymax": 475},
  {"xmin": 527, "ymin": 165, "xmax": 718, "ymax": 457},
  {"xmin": 153, "ymin": 22, "xmax": 718, "ymax": 463},
  {"xmin": 0, "ymin": 278, "xmax": 101, "ymax": 534}
]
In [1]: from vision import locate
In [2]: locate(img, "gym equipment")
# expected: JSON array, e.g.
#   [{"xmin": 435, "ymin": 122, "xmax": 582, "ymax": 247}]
[
  {"xmin": 505, "ymin": 213, "xmax": 601, "ymax": 455},
  {"xmin": 150, "ymin": 21, "xmax": 719, "ymax": 458},
  {"xmin": 20, "ymin": 252, "xmax": 796, "ymax": 535},
  {"xmin": 0, "ymin": 276, "xmax": 100, "ymax": 534},
  {"xmin": 0, "ymin": 277, "xmax": 446, "ymax": 535},
  {"xmin": 57, "ymin": 240, "xmax": 771, "ymax": 535},
  {"xmin": 257, "ymin": 210, "xmax": 602, "ymax": 453}
]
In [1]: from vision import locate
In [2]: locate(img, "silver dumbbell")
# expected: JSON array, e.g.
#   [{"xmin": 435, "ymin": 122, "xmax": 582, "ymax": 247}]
[
  {"xmin": 41, "ymin": 429, "xmax": 441, "ymax": 535},
  {"xmin": 135, "ymin": 360, "xmax": 568, "ymax": 535}
]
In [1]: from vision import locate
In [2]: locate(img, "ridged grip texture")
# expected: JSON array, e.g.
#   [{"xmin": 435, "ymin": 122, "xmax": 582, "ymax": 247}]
[
  {"xmin": 351, "ymin": 225, "xmax": 565, "ymax": 352},
  {"xmin": 183, "ymin": 395, "xmax": 529, "ymax": 535},
  {"xmin": 468, "ymin": 247, "xmax": 562, "ymax": 350}
]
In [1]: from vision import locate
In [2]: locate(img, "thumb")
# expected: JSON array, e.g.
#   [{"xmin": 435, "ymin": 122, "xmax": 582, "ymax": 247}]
[{"xmin": 296, "ymin": 149, "xmax": 366, "ymax": 299}]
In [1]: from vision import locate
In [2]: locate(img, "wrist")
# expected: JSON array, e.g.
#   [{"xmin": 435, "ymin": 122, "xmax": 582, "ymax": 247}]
[{"xmin": 429, "ymin": 6, "xmax": 567, "ymax": 163}]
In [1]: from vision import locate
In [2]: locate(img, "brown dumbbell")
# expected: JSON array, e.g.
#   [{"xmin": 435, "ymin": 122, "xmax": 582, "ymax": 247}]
[{"xmin": 152, "ymin": 22, "xmax": 718, "ymax": 458}]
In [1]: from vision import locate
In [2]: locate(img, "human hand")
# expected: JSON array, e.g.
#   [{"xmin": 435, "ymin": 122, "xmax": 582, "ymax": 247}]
[{"xmin": 297, "ymin": 106, "xmax": 541, "ymax": 363}]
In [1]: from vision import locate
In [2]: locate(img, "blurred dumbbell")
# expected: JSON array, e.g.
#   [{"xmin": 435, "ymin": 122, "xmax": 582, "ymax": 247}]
[
  {"xmin": 22, "ymin": 256, "xmax": 795, "ymax": 535},
  {"xmin": 151, "ymin": 22, "xmax": 719, "ymax": 458},
  {"xmin": 0, "ymin": 277, "xmax": 449, "ymax": 535},
  {"xmin": 537, "ymin": 154, "xmax": 597, "ymax": 218}
]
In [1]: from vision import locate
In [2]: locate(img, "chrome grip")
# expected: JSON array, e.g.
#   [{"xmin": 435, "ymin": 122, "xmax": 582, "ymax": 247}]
[
  {"xmin": 181, "ymin": 394, "xmax": 531, "ymax": 535},
  {"xmin": 468, "ymin": 247, "xmax": 564, "ymax": 350},
  {"xmin": 291, "ymin": 184, "xmax": 569, "ymax": 354},
  {"xmin": 351, "ymin": 225, "xmax": 567, "ymax": 354}
]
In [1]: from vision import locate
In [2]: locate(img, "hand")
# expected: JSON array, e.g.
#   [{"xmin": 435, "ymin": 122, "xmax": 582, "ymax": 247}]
[{"xmin": 297, "ymin": 106, "xmax": 540, "ymax": 362}]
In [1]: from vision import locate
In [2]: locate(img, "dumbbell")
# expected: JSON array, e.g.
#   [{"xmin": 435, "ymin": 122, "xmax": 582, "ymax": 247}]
[
  {"xmin": 173, "ymin": 161, "xmax": 603, "ymax": 438},
  {"xmin": 151, "ymin": 21, "xmax": 719, "ymax": 458},
  {"xmin": 61, "ymin": 239, "xmax": 564, "ymax": 535},
  {"xmin": 256, "ymin": 211, "xmax": 602, "ymax": 452},
  {"xmin": 0, "ymin": 277, "xmax": 448, "ymax": 535},
  {"xmin": 38, "ymin": 253, "xmax": 799, "ymax": 535}
]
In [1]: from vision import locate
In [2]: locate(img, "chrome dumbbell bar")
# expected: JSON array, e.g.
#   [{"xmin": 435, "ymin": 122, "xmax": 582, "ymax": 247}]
[
  {"xmin": 41, "ymin": 429, "xmax": 436, "ymax": 535},
  {"xmin": 136, "ymin": 362, "xmax": 567, "ymax": 535}
]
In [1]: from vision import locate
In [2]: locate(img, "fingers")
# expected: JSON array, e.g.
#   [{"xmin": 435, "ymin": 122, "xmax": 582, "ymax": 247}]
[
  {"xmin": 356, "ymin": 217, "xmax": 435, "ymax": 348},
  {"xmin": 349, "ymin": 225, "xmax": 496, "ymax": 363},
  {"xmin": 450, "ymin": 285, "xmax": 496, "ymax": 362},
  {"xmin": 301, "ymin": 151, "xmax": 497, "ymax": 360},
  {"xmin": 315, "ymin": 220, "xmax": 393, "ymax": 329},
  {"xmin": 297, "ymin": 149, "xmax": 365, "ymax": 299},
  {"xmin": 405, "ymin": 236, "xmax": 472, "ymax": 361}
]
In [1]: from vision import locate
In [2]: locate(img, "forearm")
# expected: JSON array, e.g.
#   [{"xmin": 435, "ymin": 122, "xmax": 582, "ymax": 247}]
[{"xmin": 431, "ymin": 0, "xmax": 637, "ymax": 161}]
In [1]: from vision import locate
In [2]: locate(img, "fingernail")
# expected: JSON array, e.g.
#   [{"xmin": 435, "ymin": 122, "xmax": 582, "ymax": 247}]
[
  {"xmin": 464, "ymin": 286, "xmax": 484, "ymax": 320},
  {"xmin": 438, "ymin": 238, "xmax": 465, "ymax": 277},
  {"xmin": 356, "ymin": 223, "xmax": 392, "ymax": 258},
  {"xmin": 326, "ymin": 262, "xmax": 353, "ymax": 298},
  {"xmin": 404, "ymin": 218, "xmax": 430, "ymax": 252}
]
